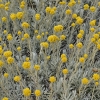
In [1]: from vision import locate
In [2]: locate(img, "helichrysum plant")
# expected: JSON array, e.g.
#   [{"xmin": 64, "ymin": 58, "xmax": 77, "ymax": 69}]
[{"xmin": 0, "ymin": 0, "xmax": 100, "ymax": 100}]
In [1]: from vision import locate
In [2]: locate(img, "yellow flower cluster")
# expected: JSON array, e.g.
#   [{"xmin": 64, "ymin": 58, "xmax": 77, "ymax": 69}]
[
  {"xmin": 82, "ymin": 78, "xmax": 89, "ymax": 85},
  {"xmin": 45, "ymin": 6, "xmax": 56, "ymax": 15},
  {"xmin": 54, "ymin": 25, "xmax": 63, "ymax": 32},
  {"xmin": 10, "ymin": 13, "xmax": 16, "ymax": 20},
  {"xmin": 0, "ymin": 60, "xmax": 4, "ymax": 67},
  {"xmin": 40, "ymin": 42, "xmax": 49, "ymax": 48},
  {"xmin": 0, "ymin": 46, "xmax": 3, "ymax": 54},
  {"xmin": 22, "ymin": 61, "xmax": 31, "ymax": 69},
  {"xmin": 76, "ymin": 17, "xmax": 83, "ymax": 25},
  {"xmin": 59, "ymin": 1, "xmax": 66, "ymax": 5},
  {"xmin": 20, "ymin": 1, "xmax": 25, "ymax": 9},
  {"xmin": 84, "ymin": 4, "xmax": 89, "ymax": 10},
  {"xmin": 4, "ymin": 73, "xmax": 9, "ymax": 78},
  {"xmin": 61, "ymin": 54, "xmax": 68, "ymax": 63},
  {"xmin": 7, "ymin": 34, "xmax": 13, "ymax": 41},
  {"xmin": 79, "ymin": 57, "xmax": 85, "ymax": 63},
  {"xmin": 16, "ymin": 12, "xmax": 24, "ymax": 19},
  {"xmin": 76, "ymin": 42, "xmax": 83, "ymax": 49},
  {"xmin": 90, "ymin": 6, "xmax": 96, "ymax": 12},
  {"xmin": 2, "ymin": 97, "xmax": 8, "ymax": 100},
  {"xmin": 7, "ymin": 57, "xmax": 14, "ymax": 64},
  {"xmin": 2, "ymin": 17, "xmax": 7, "ymax": 22},
  {"xmin": 89, "ymin": 20, "xmax": 96, "ymax": 26},
  {"xmin": 14, "ymin": 76, "xmax": 21, "ymax": 82},
  {"xmin": 21, "ymin": 22, "xmax": 30, "ymax": 28},
  {"xmin": 60, "ymin": 35, "xmax": 66, "ymax": 40},
  {"xmin": 66, "ymin": 9, "xmax": 72, "ymax": 15},
  {"xmin": 62, "ymin": 69, "xmax": 68, "ymax": 74},
  {"xmin": 92, "ymin": 73, "xmax": 99, "ymax": 81},
  {"xmin": 34, "ymin": 90, "xmax": 41, "ymax": 97},
  {"xmin": 49, "ymin": 76, "xmax": 56, "ymax": 83},
  {"xmin": 24, "ymin": 33, "xmax": 30, "ymax": 39},
  {"xmin": 69, "ymin": 44, "xmax": 74, "ymax": 49},
  {"xmin": 47, "ymin": 35, "xmax": 59, "ymax": 43},
  {"xmin": 35, "ymin": 14, "xmax": 41, "ymax": 20},
  {"xmin": 23, "ymin": 88, "xmax": 31, "ymax": 97},
  {"xmin": 3, "ymin": 51, "xmax": 12, "ymax": 58},
  {"xmin": 34, "ymin": 64, "xmax": 40, "ymax": 71},
  {"xmin": 36, "ymin": 35, "xmax": 41, "ymax": 40},
  {"xmin": 68, "ymin": 0, "xmax": 76, "ymax": 7}
]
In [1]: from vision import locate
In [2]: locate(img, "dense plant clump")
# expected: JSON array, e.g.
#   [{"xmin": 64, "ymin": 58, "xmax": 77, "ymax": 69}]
[{"xmin": 0, "ymin": 0, "xmax": 100, "ymax": 100}]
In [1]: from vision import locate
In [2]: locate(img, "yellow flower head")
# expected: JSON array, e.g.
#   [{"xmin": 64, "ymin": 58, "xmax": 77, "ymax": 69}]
[
  {"xmin": 34, "ymin": 64, "xmax": 40, "ymax": 71},
  {"xmin": 89, "ymin": 20, "xmax": 96, "ymax": 26},
  {"xmin": 40, "ymin": 42, "xmax": 49, "ymax": 48},
  {"xmin": 0, "ymin": 4, "xmax": 4, "ymax": 8},
  {"xmin": 93, "ymin": 34, "xmax": 99, "ymax": 39},
  {"xmin": 72, "ymin": 13, "xmax": 77, "ymax": 19},
  {"xmin": 7, "ymin": 57, "xmax": 14, "ymax": 64},
  {"xmin": 77, "ymin": 33, "xmax": 83, "ymax": 39},
  {"xmin": 82, "ymin": 78, "xmax": 89, "ymax": 85},
  {"xmin": 21, "ymin": 1, "xmax": 26, "ymax": 5},
  {"xmin": 36, "ymin": 35, "xmax": 41, "ymax": 40},
  {"xmin": 61, "ymin": 57, "xmax": 68, "ymax": 63},
  {"xmin": 79, "ymin": 57, "xmax": 85, "ymax": 63},
  {"xmin": 49, "ymin": 76, "xmax": 56, "ymax": 83},
  {"xmin": 20, "ymin": 4, "xmax": 25, "ymax": 9},
  {"xmin": 45, "ymin": 7, "xmax": 51, "ymax": 13},
  {"xmin": 23, "ymin": 88, "xmax": 31, "ymax": 97},
  {"xmin": 10, "ymin": 13, "xmax": 16, "ymax": 20},
  {"xmin": 5, "ymin": 6, "xmax": 9, "ymax": 11},
  {"xmin": 47, "ymin": 35, "xmax": 59, "ymax": 43},
  {"xmin": 22, "ymin": 22, "xmax": 30, "ymax": 28},
  {"xmin": 95, "ymin": 82, "xmax": 99, "ymax": 86},
  {"xmin": 0, "ymin": 47, "xmax": 3, "ymax": 54},
  {"xmin": 7, "ymin": 34, "xmax": 13, "ymax": 41},
  {"xmin": 76, "ymin": 42, "xmax": 83, "ymax": 49},
  {"xmin": 93, "ymin": 73, "xmax": 99, "ymax": 81},
  {"xmin": 62, "ymin": 69, "xmax": 68, "ymax": 74},
  {"xmin": 66, "ymin": 9, "xmax": 72, "ymax": 15},
  {"xmin": 54, "ymin": 25, "xmax": 63, "ymax": 32},
  {"xmin": 3, "ymin": 51, "xmax": 12, "ymax": 58},
  {"xmin": 90, "ymin": 28, "xmax": 95, "ymax": 32},
  {"xmin": 17, "ymin": 31, "xmax": 22, "ymax": 35},
  {"xmin": 25, "ymin": 57, "xmax": 30, "ymax": 61},
  {"xmin": 2, "ymin": 17, "xmax": 7, "ymax": 22},
  {"xmin": 79, "ymin": 30, "xmax": 84, "ymax": 35},
  {"xmin": 22, "ymin": 61, "xmax": 31, "ymax": 69},
  {"xmin": 0, "ymin": 60, "xmax": 4, "ymax": 67},
  {"xmin": 84, "ymin": 4, "xmax": 89, "ymax": 10},
  {"xmin": 16, "ymin": 12, "xmax": 24, "ymax": 19},
  {"xmin": 61, "ymin": 54, "xmax": 66, "ymax": 58},
  {"xmin": 83, "ymin": 54, "xmax": 88, "ymax": 59},
  {"xmin": 34, "ymin": 90, "xmax": 41, "ymax": 97},
  {"xmin": 69, "ymin": 44, "xmax": 74, "ymax": 49},
  {"xmin": 60, "ymin": 35, "xmax": 66, "ymax": 40},
  {"xmin": 97, "ymin": 44, "xmax": 100, "ymax": 50},
  {"xmin": 50, "ymin": 9, "xmax": 56, "ymax": 15},
  {"xmin": 14, "ymin": 76, "xmax": 21, "ymax": 82},
  {"xmin": 17, "ymin": 47, "xmax": 21, "ymax": 51},
  {"xmin": 76, "ymin": 17, "xmax": 83, "ymax": 25},
  {"xmin": 24, "ymin": 33, "xmax": 30, "ymax": 39},
  {"xmin": 4, "ymin": 73, "xmax": 9, "ymax": 78},
  {"xmin": 34, "ymin": 30, "xmax": 38, "ymax": 34},
  {"xmin": 46, "ymin": 56, "xmax": 50, "ymax": 60},
  {"xmin": 90, "ymin": 6, "xmax": 96, "ymax": 12},
  {"xmin": 4, "ymin": 30, "xmax": 7, "ymax": 34},
  {"xmin": 71, "ymin": 23, "xmax": 76, "ymax": 27},
  {"xmin": 35, "ymin": 14, "xmax": 41, "ymax": 20},
  {"xmin": 2, "ymin": 97, "xmax": 8, "ymax": 100}
]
